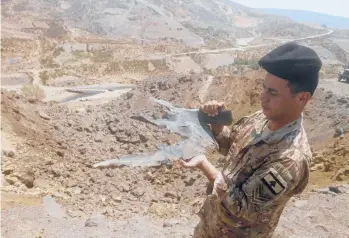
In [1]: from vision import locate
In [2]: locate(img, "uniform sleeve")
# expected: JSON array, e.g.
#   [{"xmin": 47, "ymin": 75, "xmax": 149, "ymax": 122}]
[
  {"xmin": 215, "ymin": 126, "xmax": 232, "ymax": 156},
  {"xmin": 214, "ymin": 115, "xmax": 251, "ymax": 156},
  {"xmin": 212, "ymin": 156, "xmax": 304, "ymax": 223}
]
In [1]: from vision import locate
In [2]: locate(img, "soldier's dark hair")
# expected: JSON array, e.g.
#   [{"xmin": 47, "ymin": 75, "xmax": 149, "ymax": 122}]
[{"xmin": 287, "ymin": 73, "xmax": 319, "ymax": 96}]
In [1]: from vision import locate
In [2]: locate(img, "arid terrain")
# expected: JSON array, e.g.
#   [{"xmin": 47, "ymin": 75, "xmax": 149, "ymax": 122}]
[{"xmin": 1, "ymin": 0, "xmax": 349, "ymax": 237}]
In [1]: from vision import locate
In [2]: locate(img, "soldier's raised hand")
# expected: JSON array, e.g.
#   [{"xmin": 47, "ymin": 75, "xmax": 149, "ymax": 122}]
[{"xmin": 199, "ymin": 100, "xmax": 225, "ymax": 117}]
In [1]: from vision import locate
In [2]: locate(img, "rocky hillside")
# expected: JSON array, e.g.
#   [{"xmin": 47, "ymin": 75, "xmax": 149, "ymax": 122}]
[{"xmin": 1, "ymin": 0, "xmax": 326, "ymax": 47}]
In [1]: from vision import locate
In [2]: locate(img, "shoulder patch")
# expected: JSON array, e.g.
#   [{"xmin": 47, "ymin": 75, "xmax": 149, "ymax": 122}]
[
  {"xmin": 242, "ymin": 167, "xmax": 290, "ymax": 210},
  {"xmin": 261, "ymin": 171, "xmax": 286, "ymax": 195}
]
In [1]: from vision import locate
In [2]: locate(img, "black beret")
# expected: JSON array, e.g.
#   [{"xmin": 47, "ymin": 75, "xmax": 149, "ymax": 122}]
[{"xmin": 258, "ymin": 42, "xmax": 322, "ymax": 94}]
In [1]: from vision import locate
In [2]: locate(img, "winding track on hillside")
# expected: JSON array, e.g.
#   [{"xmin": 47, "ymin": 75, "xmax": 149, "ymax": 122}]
[{"xmin": 169, "ymin": 30, "xmax": 334, "ymax": 56}]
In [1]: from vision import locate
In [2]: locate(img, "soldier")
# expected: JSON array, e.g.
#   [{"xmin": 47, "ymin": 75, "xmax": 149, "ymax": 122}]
[{"xmin": 180, "ymin": 42, "xmax": 322, "ymax": 237}]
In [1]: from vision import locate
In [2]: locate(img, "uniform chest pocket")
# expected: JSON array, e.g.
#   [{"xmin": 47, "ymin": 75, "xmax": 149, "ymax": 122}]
[
  {"xmin": 247, "ymin": 145, "xmax": 278, "ymax": 170},
  {"xmin": 233, "ymin": 145, "xmax": 279, "ymax": 186}
]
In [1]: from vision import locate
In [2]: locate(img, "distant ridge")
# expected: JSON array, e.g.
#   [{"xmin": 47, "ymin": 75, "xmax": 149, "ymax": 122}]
[{"xmin": 261, "ymin": 8, "xmax": 349, "ymax": 29}]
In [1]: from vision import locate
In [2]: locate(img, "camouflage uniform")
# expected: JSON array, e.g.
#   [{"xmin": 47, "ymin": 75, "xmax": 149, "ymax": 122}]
[{"xmin": 194, "ymin": 111, "xmax": 312, "ymax": 238}]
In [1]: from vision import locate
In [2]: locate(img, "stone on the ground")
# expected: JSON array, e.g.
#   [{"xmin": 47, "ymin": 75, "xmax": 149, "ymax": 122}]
[
  {"xmin": 337, "ymin": 98, "xmax": 348, "ymax": 104},
  {"xmin": 56, "ymin": 150, "xmax": 64, "ymax": 157},
  {"xmin": 148, "ymin": 62, "xmax": 155, "ymax": 72},
  {"xmin": 3, "ymin": 163, "xmax": 15, "ymax": 175},
  {"xmin": 334, "ymin": 127, "xmax": 343, "ymax": 137},
  {"xmin": 43, "ymin": 195, "xmax": 67, "ymax": 218},
  {"xmin": 85, "ymin": 214, "xmax": 105, "ymax": 227},
  {"xmin": 39, "ymin": 111, "xmax": 51, "ymax": 120},
  {"xmin": 163, "ymin": 218, "xmax": 180, "ymax": 227},
  {"xmin": 329, "ymin": 186, "xmax": 343, "ymax": 194},
  {"xmin": 3, "ymin": 149, "xmax": 15, "ymax": 158},
  {"xmin": 294, "ymin": 200, "xmax": 308, "ymax": 208},
  {"xmin": 315, "ymin": 185, "xmax": 347, "ymax": 195},
  {"xmin": 112, "ymin": 194, "xmax": 122, "ymax": 203},
  {"xmin": 14, "ymin": 169, "xmax": 35, "ymax": 188}
]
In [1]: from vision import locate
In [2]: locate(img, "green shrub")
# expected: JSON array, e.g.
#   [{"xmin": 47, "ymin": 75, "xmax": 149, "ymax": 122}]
[
  {"xmin": 39, "ymin": 71, "xmax": 50, "ymax": 85},
  {"xmin": 21, "ymin": 85, "xmax": 45, "ymax": 101},
  {"xmin": 235, "ymin": 58, "xmax": 260, "ymax": 70}
]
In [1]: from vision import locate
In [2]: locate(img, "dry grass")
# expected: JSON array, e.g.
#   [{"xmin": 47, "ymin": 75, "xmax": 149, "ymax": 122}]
[{"xmin": 21, "ymin": 85, "xmax": 45, "ymax": 101}]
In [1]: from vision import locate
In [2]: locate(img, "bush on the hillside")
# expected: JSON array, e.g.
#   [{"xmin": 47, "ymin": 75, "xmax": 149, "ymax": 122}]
[
  {"xmin": 235, "ymin": 58, "xmax": 260, "ymax": 70},
  {"xmin": 39, "ymin": 71, "xmax": 50, "ymax": 85},
  {"xmin": 21, "ymin": 85, "xmax": 45, "ymax": 101}
]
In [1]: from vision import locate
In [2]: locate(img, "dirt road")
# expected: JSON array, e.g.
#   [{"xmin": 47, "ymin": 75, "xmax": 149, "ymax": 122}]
[{"xmin": 170, "ymin": 30, "xmax": 334, "ymax": 56}]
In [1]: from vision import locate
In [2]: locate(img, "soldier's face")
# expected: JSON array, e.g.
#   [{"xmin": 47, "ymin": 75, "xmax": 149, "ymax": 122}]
[{"xmin": 260, "ymin": 73, "xmax": 300, "ymax": 120}]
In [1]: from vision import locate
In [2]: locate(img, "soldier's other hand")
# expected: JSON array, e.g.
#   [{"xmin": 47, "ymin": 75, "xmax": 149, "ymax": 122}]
[
  {"xmin": 199, "ymin": 101, "xmax": 225, "ymax": 117},
  {"xmin": 179, "ymin": 155, "xmax": 207, "ymax": 169}
]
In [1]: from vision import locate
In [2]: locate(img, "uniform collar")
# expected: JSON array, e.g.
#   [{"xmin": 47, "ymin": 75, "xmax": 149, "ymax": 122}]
[{"xmin": 250, "ymin": 113, "xmax": 303, "ymax": 145}]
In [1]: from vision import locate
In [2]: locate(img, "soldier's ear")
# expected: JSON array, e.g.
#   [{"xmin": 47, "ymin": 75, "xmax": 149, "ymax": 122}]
[{"xmin": 297, "ymin": 92, "xmax": 311, "ymax": 105}]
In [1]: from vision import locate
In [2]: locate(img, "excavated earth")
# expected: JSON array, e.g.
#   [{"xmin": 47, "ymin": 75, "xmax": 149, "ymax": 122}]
[{"xmin": 2, "ymin": 70, "xmax": 349, "ymax": 237}]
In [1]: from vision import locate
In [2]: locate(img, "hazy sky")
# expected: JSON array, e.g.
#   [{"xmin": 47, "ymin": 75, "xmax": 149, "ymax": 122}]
[{"xmin": 232, "ymin": 0, "xmax": 349, "ymax": 18}]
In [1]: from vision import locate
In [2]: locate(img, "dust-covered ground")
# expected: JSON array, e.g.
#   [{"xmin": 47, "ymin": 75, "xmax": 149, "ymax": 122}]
[
  {"xmin": 2, "ymin": 71, "xmax": 349, "ymax": 237},
  {"xmin": 2, "ymin": 185, "xmax": 349, "ymax": 238}
]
